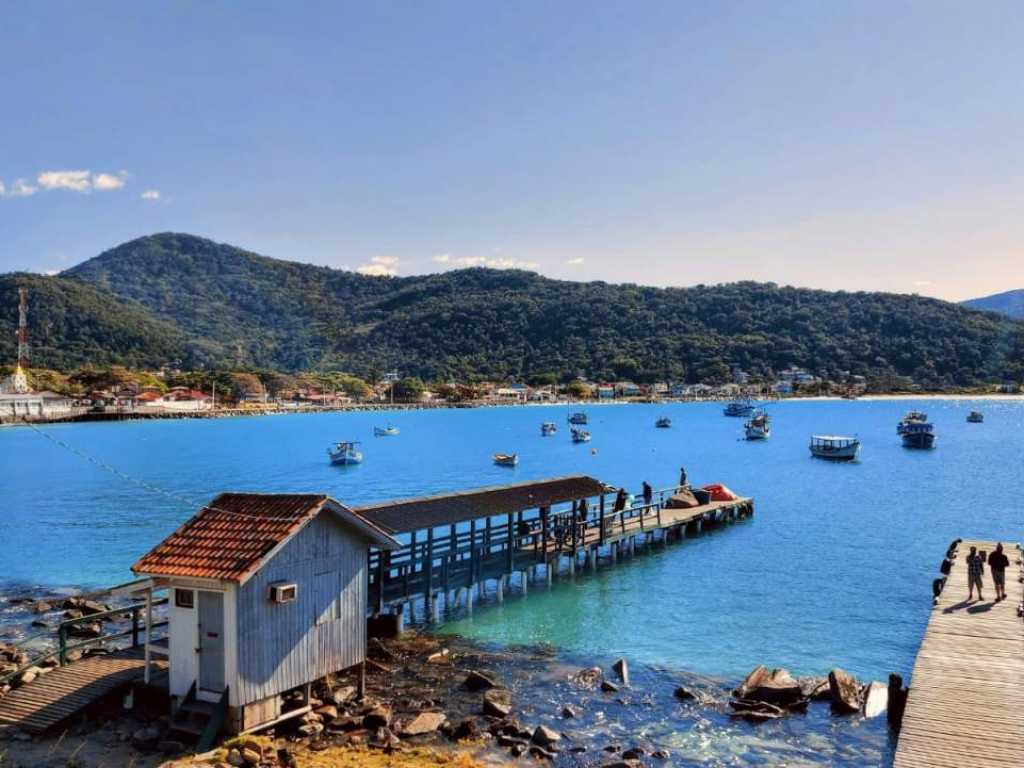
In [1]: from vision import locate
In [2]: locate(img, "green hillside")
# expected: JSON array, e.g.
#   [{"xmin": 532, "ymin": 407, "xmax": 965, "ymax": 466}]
[{"xmin": 1, "ymin": 232, "xmax": 1018, "ymax": 386}]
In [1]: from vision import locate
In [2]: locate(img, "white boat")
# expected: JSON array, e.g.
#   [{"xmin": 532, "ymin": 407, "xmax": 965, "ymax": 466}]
[
  {"xmin": 744, "ymin": 410, "xmax": 770, "ymax": 440},
  {"xmin": 568, "ymin": 412, "xmax": 588, "ymax": 425},
  {"xmin": 493, "ymin": 453, "xmax": 519, "ymax": 467},
  {"xmin": 541, "ymin": 422, "xmax": 557, "ymax": 436},
  {"xmin": 328, "ymin": 441, "xmax": 363, "ymax": 465},
  {"xmin": 655, "ymin": 417, "xmax": 672, "ymax": 428},
  {"xmin": 374, "ymin": 425, "xmax": 400, "ymax": 437},
  {"xmin": 966, "ymin": 411, "xmax": 984, "ymax": 423},
  {"xmin": 809, "ymin": 435, "xmax": 860, "ymax": 461},
  {"xmin": 571, "ymin": 428, "xmax": 591, "ymax": 443},
  {"xmin": 723, "ymin": 399, "xmax": 756, "ymax": 417}
]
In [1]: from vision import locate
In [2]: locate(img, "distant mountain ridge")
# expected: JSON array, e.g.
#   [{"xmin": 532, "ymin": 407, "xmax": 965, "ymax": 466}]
[
  {"xmin": 1, "ymin": 232, "xmax": 1022, "ymax": 387},
  {"xmin": 962, "ymin": 289, "xmax": 1024, "ymax": 320}
]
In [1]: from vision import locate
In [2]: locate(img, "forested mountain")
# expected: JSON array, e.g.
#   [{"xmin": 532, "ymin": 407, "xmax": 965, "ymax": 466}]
[
  {"xmin": 2, "ymin": 233, "xmax": 1021, "ymax": 386},
  {"xmin": 963, "ymin": 289, "xmax": 1024, "ymax": 320}
]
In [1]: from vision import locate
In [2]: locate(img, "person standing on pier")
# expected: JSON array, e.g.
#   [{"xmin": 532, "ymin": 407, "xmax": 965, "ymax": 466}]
[
  {"xmin": 988, "ymin": 543, "xmax": 1010, "ymax": 602},
  {"xmin": 679, "ymin": 466, "xmax": 688, "ymax": 488},
  {"xmin": 966, "ymin": 545, "xmax": 985, "ymax": 601},
  {"xmin": 613, "ymin": 487, "xmax": 628, "ymax": 513},
  {"xmin": 642, "ymin": 481, "xmax": 653, "ymax": 507}
]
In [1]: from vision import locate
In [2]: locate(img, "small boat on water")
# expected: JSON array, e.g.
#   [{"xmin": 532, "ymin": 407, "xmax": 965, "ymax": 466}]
[
  {"xmin": 900, "ymin": 420, "xmax": 936, "ymax": 449},
  {"xmin": 809, "ymin": 435, "xmax": 860, "ymax": 461},
  {"xmin": 744, "ymin": 410, "xmax": 770, "ymax": 440},
  {"xmin": 540, "ymin": 422, "xmax": 557, "ymax": 436},
  {"xmin": 966, "ymin": 411, "xmax": 984, "ymax": 423},
  {"xmin": 374, "ymin": 425, "xmax": 400, "ymax": 437},
  {"xmin": 493, "ymin": 453, "xmax": 519, "ymax": 467},
  {"xmin": 568, "ymin": 412, "xmax": 588, "ymax": 425},
  {"xmin": 655, "ymin": 417, "xmax": 672, "ymax": 428},
  {"xmin": 571, "ymin": 428, "xmax": 591, "ymax": 443},
  {"xmin": 896, "ymin": 411, "xmax": 927, "ymax": 435},
  {"xmin": 328, "ymin": 441, "xmax": 363, "ymax": 465},
  {"xmin": 723, "ymin": 399, "xmax": 756, "ymax": 417}
]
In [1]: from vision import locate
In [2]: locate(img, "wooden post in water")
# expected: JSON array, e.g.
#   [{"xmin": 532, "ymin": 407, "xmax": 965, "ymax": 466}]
[
  {"xmin": 425, "ymin": 527, "xmax": 435, "ymax": 621},
  {"xmin": 407, "ymin": 529, "xmax": 417, "ymax": 598},
  {"xmin": 506, "ymin": 513, "xmax": 514, "ymax": 574},
  {"xmin": 469, "ymin": 519, "xmax": 477, "ymax": 586},
  {"xmin": 376, "ymin": 550, "xmax": 386, "ymax": 614},
  {"xmin": 599, "ymin": 494, "xmax": 606, "ymax": 545}
]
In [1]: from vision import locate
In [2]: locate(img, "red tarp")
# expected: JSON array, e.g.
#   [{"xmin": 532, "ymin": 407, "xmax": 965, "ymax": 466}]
[{"xmin": 702, "ymin": 483, "xmax": 739, "ymax": 501}]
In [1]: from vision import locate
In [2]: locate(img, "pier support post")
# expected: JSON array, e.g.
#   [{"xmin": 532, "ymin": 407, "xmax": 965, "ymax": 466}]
[
  {"xmin": 611, "ymin": 542, "xmax": 618, "ymax": 564},
  {"xmin": 466, "ymin": 586, "xmax": 474, "ymax": 614},
  {"xmin": 521, "ymin": 571, "xmax": 528, "ymax": 596},
  {"xmin": 588, "ymin": 547, "xmax": 597, "ymax": 570},
  {"xmin": 546, "ymin": 560, "xmax": 554, "ymax": 588},
  {"xmin": 568, "ymin": 552, "xmax": 576, "ymax": 576},
  {"xmin": 497, "ymin": 576, "xmax": 505, "ymax": 603}
]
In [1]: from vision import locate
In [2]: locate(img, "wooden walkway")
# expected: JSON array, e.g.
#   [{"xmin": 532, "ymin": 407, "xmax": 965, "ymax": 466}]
[
  {"xmin": 0, "ymin": 647, "xmax": 167, "ymax": 734},
  {"xmin": 894, "ymin": 539, "xmax": 1024, "ymax": 768}
]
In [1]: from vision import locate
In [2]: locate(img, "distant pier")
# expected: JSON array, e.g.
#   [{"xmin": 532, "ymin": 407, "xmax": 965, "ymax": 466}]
[
  {"xmin": 358, "ymin": 476, "xmax": 753, "ymax": 623},
  {"xmin": 894, "ymin": 538, "xmax": 1023, "ymax": 768}
]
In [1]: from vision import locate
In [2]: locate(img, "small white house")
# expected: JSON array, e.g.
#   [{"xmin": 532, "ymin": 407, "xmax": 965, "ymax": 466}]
[{"xmin": 131, "ymin": 493, "xmax": 398, "ymax": 735}]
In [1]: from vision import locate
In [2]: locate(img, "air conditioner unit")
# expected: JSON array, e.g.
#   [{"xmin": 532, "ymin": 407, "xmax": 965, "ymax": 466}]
[{"xmin": 268, "ymin": 582, "xmax": 298, "ymax": 604}]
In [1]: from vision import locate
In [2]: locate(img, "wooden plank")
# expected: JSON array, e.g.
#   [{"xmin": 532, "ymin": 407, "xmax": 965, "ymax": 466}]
[{"xmin": 894, "ymin": 539, "xmax": 1023, "ymax": 768}]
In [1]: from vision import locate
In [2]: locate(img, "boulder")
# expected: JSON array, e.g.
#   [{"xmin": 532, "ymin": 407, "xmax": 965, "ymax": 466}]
[
  {"xmin": 31, "ymin": 602, "xmax": 53, "ymax": 614},
  {"xmin": 426, "ymin": 649, "xmax": 450, "ymax": 664},
  {"xmin": 529, "ymin": 744, "xmax": 558, "ymax": 760},
  {"xmin": 828, "ymin": 668, "xmax": 862, "ymax": 714},
  {"xmin": 67, "ymin": 622, "xmax": 103, "ymax": 639},
  {"xmin": 483, "ymin": 688, "xmax": 512, "ymax": 718},
  {"xmin": 450, "ymin": 717, "xmax": 479, "ymax": 740},
  {"xmin": 463, "ymin": 670, "xmax": 498, "ymax": 691},
  {"xmin": 799, "ymin": 677, "xmax": 831, "ymax": 700},
  {"xmin": 331, "ymin": 686, "xmax": 357, "ymax": 706},
  {"xmin": 315, "ymin": 704, "xmax": 338, "ymax": 722},
  {"xmin": 17, "ymin": 667, "xmax": 42, "ymax": 687},
  {"xmin": 861, "ymin": 681, "xmax": 888, "ymax": 718},
  {"xmin": 226, "ymin": 748, "xmax": 245, "ymax": 767},
  {"xmin": 362, "ymin": 704, "xmax": 393, "ymax": 729},
  {"xmin": 612, "ymin": 658, "xmax": 630, "ymax": 685},
  {"xmin": 401, "ymin": 711, "xmax": 446, "ymax": 736},
  {"xmin": 600, "ymin": 679, "xmax": 620, "ymax": 693},
  {"xmin": 131, "ymin": 725, "xmax": 162, "ymax": 750},
  {"xmin": 370, "ymin": 726, "xmax": 401, "ymax": 751},
  {"xmin": 532, "ymin": 724, "xmax": 561, "ymax": 747},
  {"xmin": 673, "ymin": 686, "xmax": 696, "ymax": 701},
  {"xmin": 573, "ymin": 666, "xmax": 604, "ymax": 688},
  {"xmin": 623, "ymin": 747, "xmax": 646, "ymax": 759},
  {"xmin": 561, "ymin": 704, "xmax": 579, "ymax": 718},
  {"xmin": 734, "ymin": 666, "xmax": 803, "ymax": 706}
]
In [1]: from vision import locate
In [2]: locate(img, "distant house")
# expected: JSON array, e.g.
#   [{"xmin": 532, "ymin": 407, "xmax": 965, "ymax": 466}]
[
  {"xmin": 614, "ymin": 382, "xmax": 641, "ymax": 397},
  {"xmin": 163, "ymin": 388, "xmax": 213, "ymax": 411},
  {"xmin": 131, "ymin": 493, "xmax": 399, "ymax": 735},
  {"xmin": 488, "ymin": 387, "xmax": 527, "ymax": 404},
  {"xmin": 596, "ymin": 385, "xmax": 614, "ymax": 399},
  {"xmin": 0, "ymin": 390, "xmax": 75, "ymax": 420}
]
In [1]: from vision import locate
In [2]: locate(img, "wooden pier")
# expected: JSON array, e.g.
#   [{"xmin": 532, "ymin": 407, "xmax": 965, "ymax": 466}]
[
  {"xmin": 359, "ymin": 476, "xmax": 753, "ymax": 621},
  {"xmin": 894, "ymin": 538, "xmax": 1024, "ymax": 768}
]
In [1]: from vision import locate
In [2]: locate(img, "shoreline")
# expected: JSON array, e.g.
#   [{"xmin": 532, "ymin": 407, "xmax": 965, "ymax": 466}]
[{"xmin": 3, "ymin": 391, "xmax": 1022, "ymax": 429}]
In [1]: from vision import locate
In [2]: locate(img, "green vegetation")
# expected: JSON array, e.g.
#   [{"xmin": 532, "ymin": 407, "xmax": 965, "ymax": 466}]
[{"xmin": 1, "ymin": 233, "xmax": 1022, "ymax": 388}]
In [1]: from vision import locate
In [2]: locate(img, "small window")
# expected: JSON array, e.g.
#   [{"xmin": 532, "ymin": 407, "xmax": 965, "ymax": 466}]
[{"xmin": 175, "ymin": 589, "xmax": 194, "ymax": 609}]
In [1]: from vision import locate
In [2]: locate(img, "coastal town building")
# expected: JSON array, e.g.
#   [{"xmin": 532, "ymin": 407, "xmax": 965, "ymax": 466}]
[
  {"xmin": 0, "ymin": 389, "xmax": 76, "ymax": 420},
  {"xmin": 130, "ymin": 493, "xmax": 398, "ymax": 734}
]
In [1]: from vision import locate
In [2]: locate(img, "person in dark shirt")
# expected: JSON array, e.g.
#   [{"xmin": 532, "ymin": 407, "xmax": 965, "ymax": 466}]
[
  {"xmin": 642, "ymin": 481, "xmax": 653, "ymax": 506},
  {"xmin": 988, "ymin": 542, "xmax": 1010, "ymax": 602},
  {"xmin": 679, "ymin": 466, "xmax": 688, "ymax": 488},
  {"xmin": 612, "ymin": 487, "xmax": 627, "ymax": 513},
  {"xmin": 966, "ymin": 546, "xmax": 984, "ymax": 601}
]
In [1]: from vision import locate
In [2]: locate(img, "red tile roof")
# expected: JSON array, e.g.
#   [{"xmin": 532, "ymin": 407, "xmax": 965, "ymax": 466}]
[{"xmin": 132, "ymin": 493, "xmax": 397, "ymax": 583}]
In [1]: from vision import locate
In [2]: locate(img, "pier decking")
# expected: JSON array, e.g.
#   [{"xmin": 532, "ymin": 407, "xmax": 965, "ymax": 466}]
[
  {"xmin": 894, "ymin": 538, "xmax": 1024, "ymax": 768},
  {"xmin": 0, "ymin": 647, "xmax": 167, "ymax": 734}
]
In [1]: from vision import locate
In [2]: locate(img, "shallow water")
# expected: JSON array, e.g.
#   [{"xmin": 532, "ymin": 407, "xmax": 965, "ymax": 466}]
[{"xmin": 3, "ymin": 399, "xmax": 1021, "ymax": 765}]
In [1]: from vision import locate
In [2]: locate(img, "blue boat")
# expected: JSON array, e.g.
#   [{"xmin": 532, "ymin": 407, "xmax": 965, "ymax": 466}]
[{"xmin": 328, "ymin": 441, "xmax": 363, "ymax": 465}]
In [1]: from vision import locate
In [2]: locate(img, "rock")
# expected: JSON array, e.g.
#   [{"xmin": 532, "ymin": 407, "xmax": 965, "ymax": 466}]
[
  {"xmin": 652, "ymin": 749, "xmax": 670, "ymax": 759},
  {"xmin": 401, "ymin": 711, "xmax": 446, "ymax": 736},
  {"xmin": 463, "ymin": 670, "xmax": 498, "ymax": 691},
  {"xmin": 332, "ymin": 686, "xmax": 357, "ymax": 706},
  {"xmin": 17, "ymin": 667, "xmax": 41, "ymax": 686},
  {"xmin": 241, "ymin": 746, "xmax": 262, "ymax": 765},
  {"xmin": 131, "ymin": 725, "xmax": 162, "ymax": 750},
  {"xmin": 158, "ymin": 739, "xmax": 184, "ymax": 755},
  {"xmin": 828, "ymin": 668, "xmax": 862, "ymax": 714},
  {"xmin": 31, "ymin": 602, "xmax": 53, "ymax": 614},
  {"xmin": 368, "ymin": 637, "xmax": 398, "ymax": 662},
  {"xmin": 509, "ymin": 743, "xmax": 527, "ymax": 757},
  {"xmin": 573, "ymin": 666, "xmax": 603, "ymax": 688},
  {"xmin": 67, "ymin": 621, "xmax": 103, "ymax": 639},
  {"xmin": 483, "ymin": 688, "xmax": 512, "ymax": 718},
  {"xmin": 673, "ymin": 686, "xmax": 696, "ymax": 701},
  {"xmin": 426, "ymin": 649, "xmax": 450, "ymax": 664},
  {"xmin": 603, "ymin": 761, "xmax": 642, "ymax": 768},
  {"xmin": 326, "ymin": 715, "xmax": 362, "ymax": 733},
  {"xmin": 532, "ymin": 724, "xmax": 561, "ymax": 747},
  {"xmin": 65, "ymin": 650, "xmax": 83, "ymax": 663},
  {"xmin": 296, "ymin": 722, "xmax": 323, "ymax": 737},
  {"xmin": 529, "ymin": 744, "xmax": 558, "ymax": 760},
  {"xmin": 561, "ymin": 704, "xmax": 579, "ymax": 718},
  {"xmin": 612, "ymin": 658, "xmax": 630, "ymax": 685},
  {"xmin": 450, "ymin": 717, "xmax": 478, "ymax": 740},
  {"xmin": 315, "ymin": 704, "xmax": 338, "ymax": 721},
  {"xmin": 729, "ymin": 698, "xmax": 787, "ymax": 722},
  {"xmin": 623, "ymin": 747, "xmax": 646, "ymax": 759},
  {"xmin": 370, "ymin": 726, "xmax": 401, "ymax": 751},
  {"xmin": 862, "ymin": 681, "xmax": 888, "ymax": 718},
  {"xmin": 600, "ymin": 679, "xmax": 620, "ymax": 693},
  {"xmin": 799, "ymin": 676, "xmax": 832, "ymax": 700},
  {"xmin": 734, "ymin": 667, "xmax": 803, "ymax": 706},
  {"xmin": 363, "ymin": 704, "xmax": 393, "ymax": 729},
  {"xmin": 30, "ymin": 619, "xmax": 50, "ymax": 629},
  {"xmin": 226, "ymin": 748, "xmax": 245, "ymax": 767}
]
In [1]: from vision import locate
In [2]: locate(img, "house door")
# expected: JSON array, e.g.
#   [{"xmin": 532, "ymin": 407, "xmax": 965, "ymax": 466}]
[{"xmin": 197, "ymin": 591, "xmax": 225, "ymax": 693}]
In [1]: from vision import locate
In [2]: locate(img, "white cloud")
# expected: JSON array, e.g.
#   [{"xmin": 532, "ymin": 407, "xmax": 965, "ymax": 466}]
[
  {"xmin": 912, "ymin": 280, "xmax": 933, "ymax": 288},
  {"xmin": 356, "ymin": 255, "xmax": 400, "ymax": 277},
  {"xmin": 455, "ymin": 256, "xmax": 487, "ymax": 267},
  {"xmin": 140, "ymin": 189, "xmax": 161, "ymax": 201},
  {"xmin": 92, "ymin": 171, "xmax": 127, "ymax": 190},
  {"xmin": 449, "ymin": 255, "xmax": 538, "ymax": 270},
  {"xmin": 566, "ymin": 257, "xmax": 585, "ymax": 265},
  {"xmin": 4, "ymin": 178, "xmax": 38, "ymax": 197},
  {"xmin": 431, "ymin": 253, "xmax": 450, "ymax": 263},
  {"xmin": 42, "ymin": 269, "xmax": 59, "ymax": 276},
  {"xmin": 38, "ymin": 170, "xmax": 92, "ymax": 192}
]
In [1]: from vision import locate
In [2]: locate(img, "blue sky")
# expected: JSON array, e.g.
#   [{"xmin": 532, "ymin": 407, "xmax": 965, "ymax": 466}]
[{"xmin": 2, "ymin": 1, "xmax": 1021, "ymax": 300}]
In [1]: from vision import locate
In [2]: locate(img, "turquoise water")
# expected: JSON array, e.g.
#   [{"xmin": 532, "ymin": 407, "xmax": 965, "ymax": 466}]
[{"xmin": 3, "ymin": 400, "xmax": 1022, "ymax": 764}]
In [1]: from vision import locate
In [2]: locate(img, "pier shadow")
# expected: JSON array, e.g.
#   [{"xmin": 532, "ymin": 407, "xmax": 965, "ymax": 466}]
[{"xmin": 942, "ymin": 599, "xmax": 994, "ymax": 614}]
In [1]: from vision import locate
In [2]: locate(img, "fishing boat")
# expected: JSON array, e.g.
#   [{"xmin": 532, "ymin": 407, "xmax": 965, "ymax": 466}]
[
  {"xmin": 327, "ymin": 441, "xmax": 363, "ymax": 465},
  {"xmin": 809, "ymin": 435, "xmax": 860, "ymax": 461},
  {"xmin": 571, "ymin": 428, "xmax": 591, "ymax": 443},
  {"xmin": 568, "ymin": 412, "xmax": 588, "ymax": 425},
  {"xmin": 493, "ymin": 453, "xmax": 519, "ymax": 467},
  {"xmin": 723, "ymin": 398, "xmax": 756, "ymax": 417},
  {"xmin": 373, "ymin": 425, "xmax": 400, "ymax": 437},
  {"xmin": 966, "ymin": 410, "xmax": 984, "ymax": 423},
  {"xmin": 655, "ymin": 417, "xmax": 672, "ymax": 428},
  {"xmin": 896, "ymin": 411, "xmax": 928, "ymax": 435},
  {"xmin": 540, "ymin": 422, "xmax": 557, "ymax": 436},
  {"xmin": 743, "ymin": 410, "xmax": 770, "ymax": 440},
  {"xmin": 900, "ymin": 420, "xmax": 936, "ymax": 449}
]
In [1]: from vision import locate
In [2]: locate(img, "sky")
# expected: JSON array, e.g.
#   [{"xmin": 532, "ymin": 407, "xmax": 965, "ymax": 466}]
[{"xmin": 1, "ymin": 1, "xmax": 1022, "ymax": 301}]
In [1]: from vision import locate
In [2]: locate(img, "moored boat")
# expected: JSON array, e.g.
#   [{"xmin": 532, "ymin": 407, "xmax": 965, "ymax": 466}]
[
  {"xmin": 568, "ymin": 412, "xmax": 588, "ymax": 425},
  {"xmin": 571, "ymin": 428, "xmax": 591, "ymax": 443},
  {"xmin": 966, "ymin": 410, "xmax": 984, "ymax": 423},
  {"xmin": 374, "ymin": 425, "xmax": 400, "ymax": 437},
  {"xmin": 328, "ymin": 441, "xmax": 363, "ymax": 465},
  {"xmin": 493, "ymin": 453, "xmax": 519, "ymax": 467},
  {"xmin": 541, "ymin": 422, "xmax": 557, "ymax": 436},
  {"xmin": 723, "ymin": 398, "xmax": 756, "ymax": 417},
  {"xmin": 900, "ymin": 420, "xmax": 936, "ymax": 449},
  {"xmin": 809, "ymin": 435, "xmax": 860, "ymax": 461},
  {"xmin": 896, "ymin": 411, "xmax": 927, "ymax": 435},
  {"xmin": 744, "ymin": 410, "xmax": 770, "ymax": 440},
  {"xmin": 655, "ymin": 417, "xmax": 671, "ymax": 428}
]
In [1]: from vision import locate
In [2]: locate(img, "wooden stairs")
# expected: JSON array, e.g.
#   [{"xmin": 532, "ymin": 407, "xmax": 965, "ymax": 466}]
[{"xmin": 170, "ymin": 683, "xmax": 229, "ymax": 751}]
